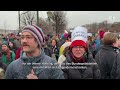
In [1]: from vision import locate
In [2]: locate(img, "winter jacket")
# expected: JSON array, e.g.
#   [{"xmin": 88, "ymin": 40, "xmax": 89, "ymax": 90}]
[
  {"xmin": 59, "ymin": 42, "xmax": 71, "ymax": 56},
  {"xmin": 93, "ymin": 43, "xmax": 104, "ymax": 60},
  {"xmin": 89, "ymin": 41, "xmax": 95, "ymax": 54},
  {"xmin": 0, "ymin": 59, "xmax": 7, "ymax": 71},
  {"xmin": 1, "ymin": 50, "xmax": 15, "ymax": 66},
  {"xmin": 57, "ymin": 39, "xmax": 65, "ymax": 48},
  {"xmin": 15, "ymin": 47, "xmax": 22, "ymax": 60},
  {"xmin": 110, "ymin": 51, "xmax": 120, "ymax": 79},
  {"xmin": 5, "ymin": 50, "xmax": 64, "ymax": 79},
  {"xmin": 9, "ymin": 47, "xmax": 18, "ymax": 54},
  {"xmin": 61, "ymin": 51, "xmax": 101, "ymax": 79},
  {"xmin": 88, "ymin": 41, "xmax": 96, "ymax": 58},
  {"xmin": 43, "ymin": 46, "xmax": 51, "ymax": 57},
  {"xmin": 49, "ymin": 45, "xmax": 59, "ymax": 61},
  {"xmin": 95, "ymin": 45, "xmax": 119, "ymax": 79},
  {"xmin": 94, "ymin": 38, "xmax": 101, "ymax": 51}
]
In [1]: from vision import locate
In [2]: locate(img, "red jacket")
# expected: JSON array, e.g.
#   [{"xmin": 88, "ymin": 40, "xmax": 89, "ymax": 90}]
[{"xmin": 15, "ymin": 47, "xmax": 22, "ymax": 60}]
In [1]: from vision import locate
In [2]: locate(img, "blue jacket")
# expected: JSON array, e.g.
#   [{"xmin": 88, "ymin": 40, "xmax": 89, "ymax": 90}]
[{"xmin": 5, "ymin": 50, "xmax": 64, "ymax": 79}]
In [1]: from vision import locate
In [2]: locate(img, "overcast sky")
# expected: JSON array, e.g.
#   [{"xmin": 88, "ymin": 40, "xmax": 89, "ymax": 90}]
[{"xmin": 0, "ymin": 11, "xmax": 120, "ymax": 30}]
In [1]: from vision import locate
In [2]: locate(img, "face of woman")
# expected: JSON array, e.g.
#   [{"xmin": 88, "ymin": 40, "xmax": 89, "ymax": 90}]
[
  {"xmin": 52, "ymin": 40, "xmax": 56, "ymax": 47},
  {"xmin": 2, "ymin": 45, "xmax": 8, "ymax": 51},
  {"xmin": 72, "ymin": 46, "xmax": 86, "ymax": 58},
  {"xmin": 9, "ymin": 42, "xmax": 13, "ymax": 47}
]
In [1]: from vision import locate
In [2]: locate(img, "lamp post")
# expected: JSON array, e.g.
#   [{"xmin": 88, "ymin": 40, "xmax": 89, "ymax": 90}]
[
  {"xmin": 47, "ymin": 11, "xmax": 53, "ymax": 25},
  {"xmin": 37, "ymin": 11, "xmax": 39, "ymax": 26},
  {"xmin": 18, "ymin": 11, "xmax": 21, "ymax": 33}
]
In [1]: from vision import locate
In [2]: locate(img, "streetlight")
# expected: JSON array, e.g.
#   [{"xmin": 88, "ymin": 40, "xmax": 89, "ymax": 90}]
[
  {"xmin": 47, "ymin": 11, "xmax": 53, "ymax": 25},
  {"xmin": 18, "ymin": 11, "xmax": 20, "ymax": 33},
  {"xmin": 37, "ymin": 11, "xmax": 39, "ymax": 26}
]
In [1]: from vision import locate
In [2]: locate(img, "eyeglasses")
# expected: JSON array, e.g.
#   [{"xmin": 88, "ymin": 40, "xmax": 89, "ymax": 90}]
[
  {"xmin": 73, "ymin": 46, "xmax": 84, "ymax": 49},
  {"xmin": 21, "ymin": 35, "xmax": 34, "ymax": 41}
]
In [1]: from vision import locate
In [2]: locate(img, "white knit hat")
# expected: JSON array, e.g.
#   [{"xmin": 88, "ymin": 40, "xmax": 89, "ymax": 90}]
[
  {"xmin": 70, "ymin": 26, "xmax": 88, "ymax": 49},
  {"xmin": 71, "ymin": 26, "xmax": 87, "ymax": 43}
]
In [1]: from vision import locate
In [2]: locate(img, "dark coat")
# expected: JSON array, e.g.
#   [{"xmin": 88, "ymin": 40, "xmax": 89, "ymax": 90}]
[
  {"xmin": 44, "ymin": 47, "xmax": 51, "ymax": 57},
  {"xmin": 95, "ymin": 45, "xmax": 119, "ymax": 79},
  {"xmin": 61, "ymin": 51, "xmax": 101, "ymax": 79},
  {"xmin": 49, "ymin": 45, "xmax": 59, "ymax": 61},
  {"xmin": 0, "ymin": 58, "xmax": 7, "ymax": 71},
  {"xmin": 88, "ymin": 41, "xmax": 95, "ymax": 58},
  {"xmin": 111, "ymin": 52, "xmax": 120, "ymax": 79}
]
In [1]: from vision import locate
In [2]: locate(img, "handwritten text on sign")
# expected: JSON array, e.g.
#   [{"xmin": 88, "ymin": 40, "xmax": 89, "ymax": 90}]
[{"xmin": 72, "ymin": 27, "xmax": 87, "ymax": 42}]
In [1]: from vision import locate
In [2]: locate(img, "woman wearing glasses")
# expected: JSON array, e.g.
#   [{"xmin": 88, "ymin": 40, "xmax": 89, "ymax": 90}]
[{"xmin": 61, "ymin": 26, "xmax": 101, "ymax": 79}]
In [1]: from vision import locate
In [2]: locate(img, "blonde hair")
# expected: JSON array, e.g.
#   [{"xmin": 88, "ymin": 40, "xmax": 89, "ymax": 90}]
[{"xmin": 103, "ymin": 32, "xmax": 117, "ymax": 45}]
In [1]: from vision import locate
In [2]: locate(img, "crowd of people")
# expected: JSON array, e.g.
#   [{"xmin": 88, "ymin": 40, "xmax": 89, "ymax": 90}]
[{"xmin": 0, "ymin": 24, "xmax": 120, "ymax": 79}]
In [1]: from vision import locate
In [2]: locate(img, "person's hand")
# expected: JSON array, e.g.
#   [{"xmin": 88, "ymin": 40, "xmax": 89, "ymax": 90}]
[{"xmin": 27, "ymin": 69, "xmax": 38, "ymax": 79}]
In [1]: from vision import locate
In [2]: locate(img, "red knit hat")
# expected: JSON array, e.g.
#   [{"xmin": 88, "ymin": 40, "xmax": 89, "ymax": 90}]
[
  {"xmin": 99, "ymin": 30, "xmax": 105, "ymax": 39},
  {"xmin": 70, "ymin": 40, "xmax": 87, "ymax": 49}
]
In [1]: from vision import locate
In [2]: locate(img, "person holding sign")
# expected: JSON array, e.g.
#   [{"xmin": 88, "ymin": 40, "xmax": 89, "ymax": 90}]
[{"xmin": 61, "ymin": 26, "xmax": 101, "ymax": 79}]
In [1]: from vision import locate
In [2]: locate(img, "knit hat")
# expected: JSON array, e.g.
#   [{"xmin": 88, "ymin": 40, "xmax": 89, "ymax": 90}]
[
  {"xmin": 99, "ymin": 30, "xmax": 105, "ymax": 39},
  {"xmin": 70, "ymin": 26, "xmax": 87, "ymax": 49},
  {"xmin": 22, "ymin": 25, "xmax": 45, "ymax": 48},
  {"xmin": 87, "ymin": 33, "xmax": 92, "ymax": 37},
  {"xmin": 2, "ymin": 41, "xmax": 9, "ymax": 47}
]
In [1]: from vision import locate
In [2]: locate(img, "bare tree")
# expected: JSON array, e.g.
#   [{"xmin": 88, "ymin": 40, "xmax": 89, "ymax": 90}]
[
  {"xmin": 39, "ymin": 17, "xmax": 53, "ymax": 35},
  {"xmin": 111, "ymin": 22, "xmax": 120, "ymax": 33},
  {"xmin": 51, "ymin": 11, "xmax": 67, "ymax": 36},
  {"xmin": 20, "ymin": 11, "xmax": 36, "ymax": 28},
  {"xmin": 98, "ymin": 21, "xmax": 107, "ymax": 29},
  {"xmin": 84, "ymin": 21, "xmax": 113, "ymax": 33}
]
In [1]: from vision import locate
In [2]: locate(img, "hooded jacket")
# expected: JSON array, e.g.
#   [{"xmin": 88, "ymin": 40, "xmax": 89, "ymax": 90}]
[{"xmin": 5, "ymin": 50, "xmax": 64, "ymax": 79}]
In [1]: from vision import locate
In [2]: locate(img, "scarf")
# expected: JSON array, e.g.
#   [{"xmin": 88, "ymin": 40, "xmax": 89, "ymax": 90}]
[{"xmin": 70, "ymin": 52, "xmax": 85, "ymax": 63}]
